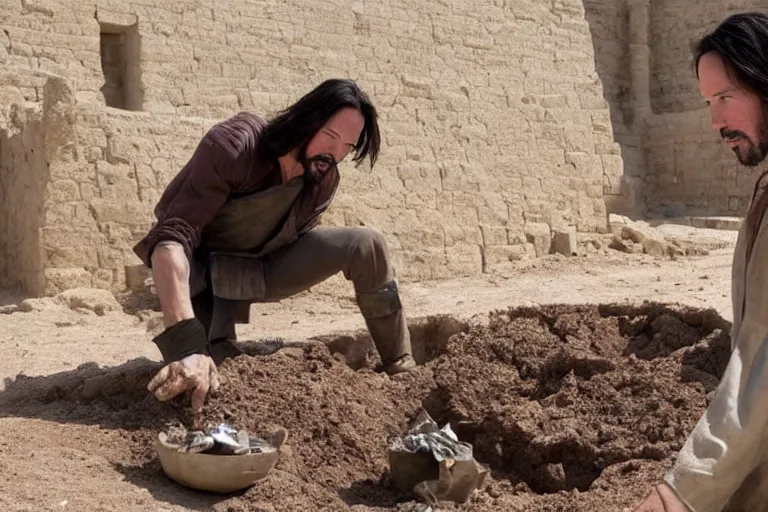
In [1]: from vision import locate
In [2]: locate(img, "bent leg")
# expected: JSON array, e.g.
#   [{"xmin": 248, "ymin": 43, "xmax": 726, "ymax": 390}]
[{"xmin": 263, "ymin": 226, "xmax": 415, "ymax": 373}]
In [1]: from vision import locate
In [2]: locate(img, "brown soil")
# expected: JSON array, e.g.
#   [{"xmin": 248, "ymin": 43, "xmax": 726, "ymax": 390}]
[{"xmin": 0, "ymin": 302, "xmax": 731, "ymax": 512}]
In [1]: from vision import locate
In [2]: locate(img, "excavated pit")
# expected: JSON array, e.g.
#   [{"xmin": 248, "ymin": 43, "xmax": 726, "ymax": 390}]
[{"xmin": 0, "ymin": 303, "xmax": 730, "ymax": 511}]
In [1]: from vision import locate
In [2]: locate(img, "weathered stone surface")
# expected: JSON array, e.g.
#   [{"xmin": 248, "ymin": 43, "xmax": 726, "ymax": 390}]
[
  {"xmin": 690, "ymin": 216, "xmax": 743, "ymax": 231},
  {"xmin": 525, "ymin": 223, "xmax": 553, "ymax": 257},
  {"xmin": 483, "ymin": 244, "xmax": 535, "ymax": 274},
  {"xmin": 54, "ymin": 287, "xmax": 121, "ymax": 315},
  {"xmin": 608, "ymin": 213, "xmax": 630, "ymax": 235},
  {"xmin": 43, "ymin": 268, "xmax": 93, "ymax": 295},
  {"xmin": 1, "ymin": 0, "xmax": 635, "ymax": 295},
  {"xmin": 125, "ymin": 264, "xmax": 152, "ymax": 292},
  {"xmin": 608, "ymin": 217, "xmax": 696, "ymax": 259},
  {"xmin": 18, "ymin": 297, "xmax": 57, "ymax": 312},
  {"xmin": 642, "ymin": 237, "xmax": 666, "ymax": 257},
  {"xmin": 552, "ymin": 229, "xmax": 578, "ymax": 256}
]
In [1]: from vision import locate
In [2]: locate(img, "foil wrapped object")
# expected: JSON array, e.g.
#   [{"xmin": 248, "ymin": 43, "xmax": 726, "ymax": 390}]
[
  {"xmin": 388, "ymin": 410, "xmax": 489, "ymax": 506},
  {"xmin": 162, "ymin": 423, "xmax": 279, "ymax": 456}
]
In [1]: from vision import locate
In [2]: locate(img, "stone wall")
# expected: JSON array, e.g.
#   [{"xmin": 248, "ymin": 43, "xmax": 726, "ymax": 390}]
[
  {"xmin": 583, "ymin": 0, "xmax": 646, "ymax": 217},
  {"xmin": 0, "ymin": 83, "xmax": 46, "ymax": 293},
  {"xmin": 643, "ymin": 109, "xmax": 761, "ymax": 217},
  {"xmin": 1, "ymin": 0, "xmax": 624, "ymax": 295}
]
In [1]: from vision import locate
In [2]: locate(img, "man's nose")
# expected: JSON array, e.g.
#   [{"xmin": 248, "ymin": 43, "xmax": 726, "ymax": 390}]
[{"xmin": 710, "ymin": 108, "xmax": 727, "ymax": 131}]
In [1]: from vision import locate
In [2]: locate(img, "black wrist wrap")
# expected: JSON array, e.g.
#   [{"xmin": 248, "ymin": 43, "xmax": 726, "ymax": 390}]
[{"xmin": 152, "ymin": 318, "xmax": 210, "ymax": 363}]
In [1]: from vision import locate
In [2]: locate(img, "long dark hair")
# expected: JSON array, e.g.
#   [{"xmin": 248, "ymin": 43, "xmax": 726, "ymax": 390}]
[
  {"xmin": 259, "ymin": 78, "xmax": 381, "ymax": 168},
  {"xmin": 694, "ymin": 12, "xmax": 768, "ymax": 99}
]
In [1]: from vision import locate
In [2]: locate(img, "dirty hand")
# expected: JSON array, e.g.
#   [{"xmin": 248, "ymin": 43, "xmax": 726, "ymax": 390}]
[
  {"xmin": 631, "ymin": 483, "xmax": 690, "ymax": 512},
  {"xmin": 147, "ymin": 354, "xmax": 220, "ymax": 412}
]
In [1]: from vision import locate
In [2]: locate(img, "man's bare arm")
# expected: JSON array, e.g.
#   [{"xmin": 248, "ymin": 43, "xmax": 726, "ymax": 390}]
[
  {"xmin": 151, "ymin": 241, "xmax": 196, "ymax": 328},
  {"xmin": 146, "ymin": 240, "xmax": 218, "ymax": 413}
]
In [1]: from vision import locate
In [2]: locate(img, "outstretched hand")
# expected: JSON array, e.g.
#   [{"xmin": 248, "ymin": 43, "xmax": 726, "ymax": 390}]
[{"xmin": 147, "ymin": 353, "xmax": 220, "ymax": 412}]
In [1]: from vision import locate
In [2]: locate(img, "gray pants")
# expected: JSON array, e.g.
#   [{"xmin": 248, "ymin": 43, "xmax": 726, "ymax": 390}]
[{"xmin": 191, "ymin": 226, "xmax": 412, "ymax": 366}]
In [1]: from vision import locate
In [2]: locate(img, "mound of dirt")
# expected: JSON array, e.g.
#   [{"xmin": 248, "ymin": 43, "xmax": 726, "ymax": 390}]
[{"xmin": 1, "ymin": 303, "xmax": 731, "ymax": 511}]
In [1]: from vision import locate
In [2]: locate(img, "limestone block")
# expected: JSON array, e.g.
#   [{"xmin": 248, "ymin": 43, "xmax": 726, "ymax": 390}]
[
  {"xmin": 444, "ymin": 226, "xmax": 482, "ymax": 247},
  {"xmin": 608, "ymin": 214, "xmax": 630, "ymax": 236},
  {"xmin": 481, "ymin": 225, "xmax": 509, "ymax": 246},
  {"xmin": 438, "ymin": 245, "xmax": 482, "ymax": 279},
  {"xmin": 95, "ymin": 8, "xmax": 138, "ymax": 28},
  {"xmin": 609, "ymin": 236, "xmax": 638, "ymax": 254},
  {"xmin": 552, "ymin": 228, "xmax": 577, "ymax": 256},
  {"xmin": 524, "ymin": 223, "xmax": 552, "ymax": 257},
  {"xmin": 92, "ymin": 268, "xmax": 114, "ymax": 290},
  {"xmin": 54, "ymin": 287, "xmax": 121, "ymax": 315},
  {"xmin": 89, "ymin": 198, "xmax": 148, "ymax": 225},
  {"xmin": 46, "ymin": 245, "xmax": 99, "ymax": 268},
  {"xmin": 689, "ymin": 216, "xmax": 742, "ymax": 231},
  {"xmin": 620, "ymin": 223, "xmax": 654, "ymax": 244},
  {"xmin": 125, "ymin": 264, "xmax": 151, "ymax": 292},
  {"xmin": 43, "ymin": 268, "xmax": 92, "ymax": 296},
  {"xmin": 398, "ymin": 249, "xmax": 444, "ymax": 280}
]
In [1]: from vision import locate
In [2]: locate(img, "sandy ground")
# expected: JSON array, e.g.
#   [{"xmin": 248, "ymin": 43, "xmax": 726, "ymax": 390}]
[{"xmin": 0, "ymin": 223, "xmax": 739, "ymax": 511}]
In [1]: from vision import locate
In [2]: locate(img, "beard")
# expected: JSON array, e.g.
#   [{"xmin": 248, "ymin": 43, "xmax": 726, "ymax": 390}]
[
  {"xmin": 726, "ymin": 133, "xmax": 768, "ymax": 166},
  {"xmin": 298, "ymin": 148, "xmax": 337, "ymax": 187},
  {"xmin": 722, "ymin": 109, "xmax": 768, "ymax": 167}
]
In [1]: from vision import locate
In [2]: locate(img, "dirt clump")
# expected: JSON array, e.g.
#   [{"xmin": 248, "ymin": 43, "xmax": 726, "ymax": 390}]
[{"xmin": 0, "ymin": 303, "xmax": 731, "ymax": 511}]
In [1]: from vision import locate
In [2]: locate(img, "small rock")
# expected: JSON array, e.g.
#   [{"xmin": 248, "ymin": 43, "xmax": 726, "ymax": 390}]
[
  {"xmin": 609, "ymin": 236, "xmax": 632, "ymax": 253},
  {"xmin": 540, "ymin": 462, "xmax": 567, "ymax": 492},
  {"xmin": 18, "ymin": 298, "xmax": 56, "ymax": 312},
  {"xmin": 54, "ymin": 288, "xmax": 121, "ymax": 316},
  {"xmin": 608, "ymin": 214, "xmax": 631, "ymax": 236},
  {"xmin": 0, "ymin": 304, "xmax": 18, "ymax": 314},
  {"xmin": 621, "ymin": 225, "xmax": 647, "ymax": 244},
  {"xmin": 608, "ymin": 213, "xmax": 629, "ymax": 227},
  {"xmin": 642, "ymin": 238, "xmax": 666, "ymax": 257}
]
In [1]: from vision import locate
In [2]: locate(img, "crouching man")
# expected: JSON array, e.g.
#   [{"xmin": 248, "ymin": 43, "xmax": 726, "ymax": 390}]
[{"xmin": 132, "ymin": 79, "xmax": 416, "ymax": 412}]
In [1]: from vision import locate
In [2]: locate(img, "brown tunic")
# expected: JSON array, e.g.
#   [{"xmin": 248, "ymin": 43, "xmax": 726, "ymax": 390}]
[{"xmin": 132, "ymin": 111, "xmax": 340, "ymax": 268}]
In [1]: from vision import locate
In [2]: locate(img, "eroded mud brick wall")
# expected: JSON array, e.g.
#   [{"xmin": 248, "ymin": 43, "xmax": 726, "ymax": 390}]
[
  {"xmin": 0, "ymin": 84, "xmax": 46, "ymax": 292},
  {"xmin": 0, "ymin": 0, "xmax": 624, "ymax": 295},
  {"xmin": 582, "ymin": 0, "xmax": 645, "ymax": 216}
]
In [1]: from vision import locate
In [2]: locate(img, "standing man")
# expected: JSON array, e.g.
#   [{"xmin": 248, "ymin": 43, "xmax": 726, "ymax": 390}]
[
  {"xmin": 633, "ymin": 12, "xmax": 768, "ymax": 512},
  {"xmin": 133, "ymin": 79, "xmax": 416, "ymax": 413}
]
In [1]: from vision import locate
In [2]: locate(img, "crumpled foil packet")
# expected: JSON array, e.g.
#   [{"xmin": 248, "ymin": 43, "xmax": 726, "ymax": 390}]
[
  {"xmin": 160, "ymin": 423, "xmax": 284, "ymax": 456},
  {"xmin": 388, "ymin": 410, "xmax": 489, "ymax": 506}
]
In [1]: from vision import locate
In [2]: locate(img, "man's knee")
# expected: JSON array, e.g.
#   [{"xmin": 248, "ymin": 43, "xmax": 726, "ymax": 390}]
[
  {"xmin": 347, "ymin": 227, "xmax": 389, "ymax": 262},
  {"xmin": 341, "ymin": 226, "xmax": 397, "ymax": 296}
]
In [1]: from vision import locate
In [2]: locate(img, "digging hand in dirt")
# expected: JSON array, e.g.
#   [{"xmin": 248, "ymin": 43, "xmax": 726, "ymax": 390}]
[
  {"xmin": 148, "ymin": 354, "xmax": 220, "ymax": 412},
  {"xmin": 631, "ymin": 483, "xmax": 691, "ymax": 512}
]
